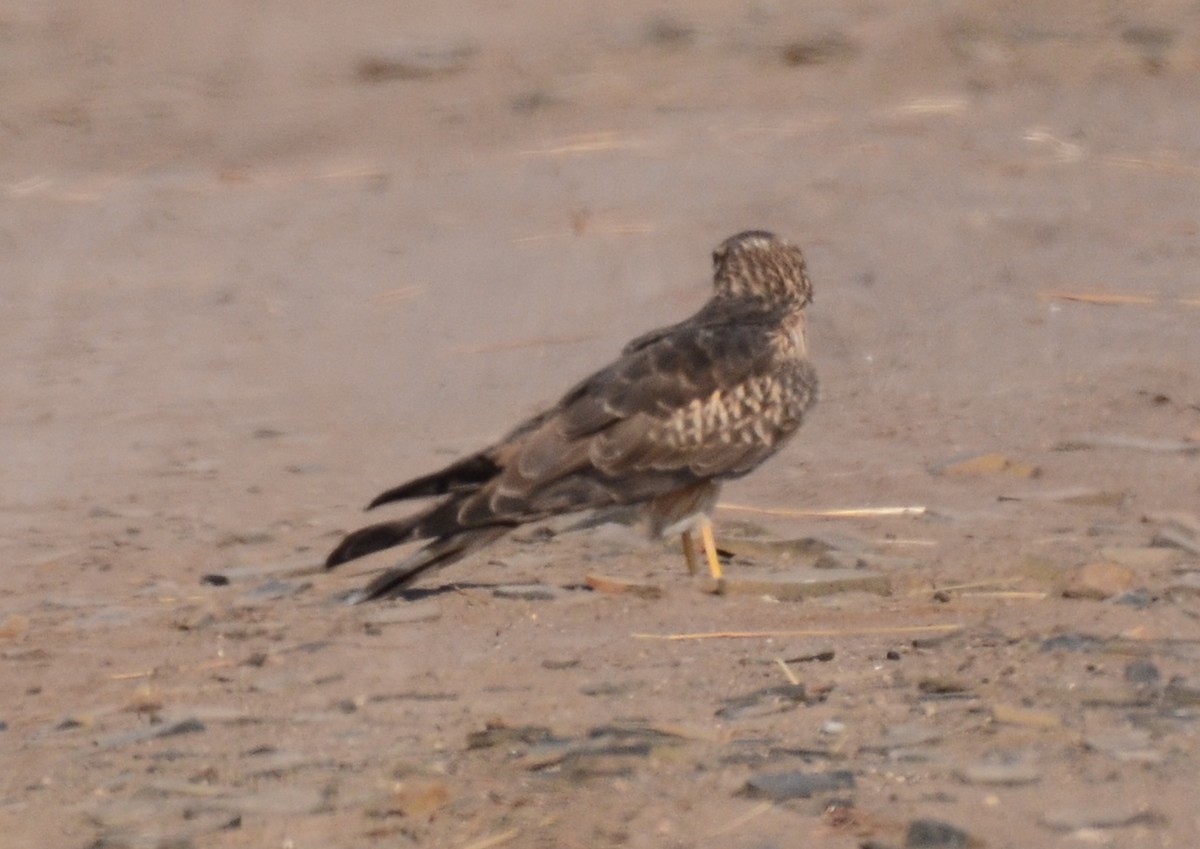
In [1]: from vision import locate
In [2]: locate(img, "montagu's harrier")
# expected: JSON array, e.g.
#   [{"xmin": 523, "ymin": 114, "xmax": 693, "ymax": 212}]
[{"xmin": 327, "ymin": 230, "xmax": 818, "ymax": 601}]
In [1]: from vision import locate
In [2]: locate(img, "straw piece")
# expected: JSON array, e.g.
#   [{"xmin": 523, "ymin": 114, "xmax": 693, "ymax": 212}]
[
  {"xmin": 719, "ymin": 503, "xmax": 926, "ymax": 519},
  {"xmin": 633, "ymin": 623, "xmax": 963, "ymax": 641}
]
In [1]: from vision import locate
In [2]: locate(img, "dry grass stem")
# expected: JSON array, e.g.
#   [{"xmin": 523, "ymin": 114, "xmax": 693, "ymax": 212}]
[
  {"xmin": 775, "ymin": 657, "xmax": 801, "ymax": 685},
  {"xmin": 720, "ymin": 503, "xmax": 926, "ymax": 519},
  {"xmin": 1042, "ymin": 291, "xmax": 1200, "ymax": 307},
  {"xmin": 634, "ymin": 624, "xmax": 963, "ymax": 641}
]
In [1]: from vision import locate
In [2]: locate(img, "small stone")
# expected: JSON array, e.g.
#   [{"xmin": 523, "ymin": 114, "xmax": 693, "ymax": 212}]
[
  {"xmin": 711, "ymin": 568, "xmax": 890, "ymax": 600},
  {"xmin": 742, "ymin": 769, "xmax": 855, "ymax": 800},
  {"xmin": 905, "ymin": 818, "xmax": 974, "ymax": 848},
  {"xmin": 1062, "ymin": 562, "xmax": 1135, "ymax": 600},
  {"xmin": 1112, "ymin": 588, "xmax": 1157, "ymax": 608},
  {"xmin": 820, "ymin": 720, "xmax": 845, "ymax": 736},
  {"xmin": 1124, "ymin": 658, "xmax": 1161, "ymax": 685}
]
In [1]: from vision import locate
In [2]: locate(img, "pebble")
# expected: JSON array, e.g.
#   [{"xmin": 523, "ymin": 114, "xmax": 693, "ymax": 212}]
[
  {"xmin": 1124, "ymin": 658, "xmax": 1161, "ymax": 685},
  {"xmin": 1112, "ymin": 588, "xmax": 1157, "ymax": 608},
  {"xmin": 711, "ymin": 568, "xmax": 890, "ymax": 600},
  {"xmin": 1061, "ymin": 561, "xmax": 1135, "ymax": 600},
  {"xmin": 741, "ymin": 768, "xmax": 855, "ymax": 800},
  {"xmin": 904, "ymin": 818, "xmax": 974, "ymax": 848}
]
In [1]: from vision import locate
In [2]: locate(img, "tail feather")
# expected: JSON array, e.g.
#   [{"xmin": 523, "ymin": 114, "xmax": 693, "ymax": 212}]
[
  {"xmin": 367, "ymin": 454, "xmax": 500, "ymax": 509},
  {"xmin": 350, "ymin": 526, "xmax": 511, "ymax": 602},
  {"xmin": 325, "ymin": 519, "xmax": 421, "ymax": 568}
]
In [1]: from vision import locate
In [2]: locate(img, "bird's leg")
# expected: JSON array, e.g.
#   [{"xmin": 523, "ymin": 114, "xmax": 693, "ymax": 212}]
[
  {"xmin": 681, "ymin": 532, "xmax": 700, "ymax": 576},
  {"xmin": 700, "ymin": 518, "xmax": 723, "ymax": 580}
]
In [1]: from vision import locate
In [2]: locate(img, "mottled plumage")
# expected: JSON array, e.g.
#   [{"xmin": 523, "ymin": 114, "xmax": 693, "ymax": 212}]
[{"xmin": 326, "ymin": 230, "xmax": 818, "ymax": 601}]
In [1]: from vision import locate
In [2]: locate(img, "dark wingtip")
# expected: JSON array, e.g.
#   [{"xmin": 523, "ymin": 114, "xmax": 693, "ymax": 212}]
[{"xmin": 325, "ymin": 521, "xmax": 415, "ymax": 570}]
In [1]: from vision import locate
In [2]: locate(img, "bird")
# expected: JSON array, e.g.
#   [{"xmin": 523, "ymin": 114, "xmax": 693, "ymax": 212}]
[{"xmin": 326, "ymin": 230, "xmax": 818, "ymax": 602}]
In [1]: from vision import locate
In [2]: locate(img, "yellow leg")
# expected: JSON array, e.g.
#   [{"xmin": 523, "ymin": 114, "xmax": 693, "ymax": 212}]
[
  {"xmin": 681, "ymin": 532, "xmax": 699, "ymax": 576},
  {"xmin": 700, "ymin": 519, "xmax": 723, "ymax": 580}
]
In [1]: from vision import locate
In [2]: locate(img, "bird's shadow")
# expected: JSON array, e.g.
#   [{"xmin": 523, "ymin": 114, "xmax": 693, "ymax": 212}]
[{"xmin": 329, "ymin": 580, "xmax": 590, "ymax": 605}]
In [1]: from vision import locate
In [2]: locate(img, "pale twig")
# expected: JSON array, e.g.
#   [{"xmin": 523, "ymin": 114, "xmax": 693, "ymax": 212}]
[
  {"xmin": 719, "ymin": 503, "xmax": 926, "ymax": 519},
  {"xmin": 633, "ymin": 624, "xmax": 963, "ymax": 641},
  {"xmin": 774, "ymin": 658, "xmax": 800, "ymax": 685},
  {"xmin": 1041, "ymin": 291, "xmax": 1200, "ymax": 307}
]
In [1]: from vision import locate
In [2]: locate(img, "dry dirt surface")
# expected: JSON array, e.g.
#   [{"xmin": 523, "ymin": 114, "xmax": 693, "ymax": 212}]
[{"xmin": 4, "ymin": 2, "xmax": 1200, "ymax": 848}]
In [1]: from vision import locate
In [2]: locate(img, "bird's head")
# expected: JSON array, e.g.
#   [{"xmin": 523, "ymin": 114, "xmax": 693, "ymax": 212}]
[{"xmin": 711, "ymin": 230, "xmax": 813, "ymax": 307}]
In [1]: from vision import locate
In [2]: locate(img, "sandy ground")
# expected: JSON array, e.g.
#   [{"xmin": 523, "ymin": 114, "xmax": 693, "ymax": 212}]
[{"xmin": 4, "ymin": 2, "xmax": 1200, "ymax": 847}]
